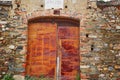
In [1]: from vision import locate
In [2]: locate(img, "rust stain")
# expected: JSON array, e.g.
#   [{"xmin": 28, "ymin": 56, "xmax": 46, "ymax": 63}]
[
  {"xmin": 26, "ymin": 23, "xmax": 57, "ymax": 78},
  {"xmin": 58, "ymin": 27, "xmax": 80, "ymax": 80},
  {"xmin": 26, "ymin": 23, "xmax": 80, "ymax": 80}
]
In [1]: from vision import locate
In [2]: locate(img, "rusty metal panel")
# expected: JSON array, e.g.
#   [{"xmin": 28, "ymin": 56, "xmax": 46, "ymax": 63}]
[
  {"xmin": 58, "ymin": 27, "xmax": 80, "ymax": 80},
  {"xmin": 26, "ymin": 23, "xmax": 57, "ymax": 79},
  {"xmin": 26, "ymin": 22, "xmax": 80, "ymax": 80}
]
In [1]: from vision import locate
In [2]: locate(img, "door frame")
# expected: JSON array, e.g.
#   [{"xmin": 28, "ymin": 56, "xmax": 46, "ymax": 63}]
[
  {"xmin": 28, "ymin": 16, "xmax": 80, "ymax": 26},
  {"xmin": 27, "ymin": 16, "xmax": 80, "ymax": 80}
]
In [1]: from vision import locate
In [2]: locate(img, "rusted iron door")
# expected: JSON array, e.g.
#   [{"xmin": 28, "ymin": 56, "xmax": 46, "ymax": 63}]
[
  {"xmin": 26, "ymin": 23, "xmax": 57, "ymax": 78},
  {"xmin": 58, "ymin": 26, "xmax": 80, "ymax": 80},
  {"xmin": 26, "ymin": 18, "xmax": 80, "ymax": 80}
]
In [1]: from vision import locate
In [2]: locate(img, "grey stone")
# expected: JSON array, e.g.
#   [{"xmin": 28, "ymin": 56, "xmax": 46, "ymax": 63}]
[
  {"xmin": 88, "ymin": 34, "xmax": 97, "ymax": 38},
  {"xmin": 17, "ymin": 46, "xmax": 23, "ymax": 50},
  {"xmin": 0, "ymin": 21, "xmax": 7, "ymax": 24},
  {"xmin": 9, "ymin": 45, "xmax": 15, "ymax": 49},
  {"xmin": 116, "ymin": 26, "xmax": 120, "ymax": 29},
  {"xmin": 108, "ymin": 66, "xmax": 114, "ymax": 71},
  {"xmin": 94, "ymin": 48, "xmax": 100, "ymax": 51},
  {"xmin": 15, "ymin": 68, "xmax": 25, "ymax": 72},
  {"xmin": 13, "ymin": 75, "xmax": 24, "ymax": 80}
]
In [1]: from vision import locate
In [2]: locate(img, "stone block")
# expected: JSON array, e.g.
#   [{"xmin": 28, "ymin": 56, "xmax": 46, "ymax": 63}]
[
  {"xmin": 0, "ymin": 21, "xmax": 7, "ymax": 24},
  {"xmin": 17, "ymin": 46, "xmax": 23, "ymax": 50},
  {"xmin": 116, "ymin": 26, "xmax": 120, "ymax": 29},
  {"xmin": 88, "ymin": 34, "xmax": 97, "ymax": 38},
  {"xmin": 13, "ymin": 75, "xmax": 24, "ymax": 80},
  {"xmin": 81, "ymin": 65, "xmax": 90, "ymax": 68},
  {"xmin": 9, "ymin": 45, "xmax": 16, "ymax": 50}
]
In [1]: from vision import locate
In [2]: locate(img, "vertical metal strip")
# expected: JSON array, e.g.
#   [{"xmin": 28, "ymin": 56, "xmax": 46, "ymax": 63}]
[{"xmin": 56, "ymin": 23, "xmax": 59, "ymax": 80}]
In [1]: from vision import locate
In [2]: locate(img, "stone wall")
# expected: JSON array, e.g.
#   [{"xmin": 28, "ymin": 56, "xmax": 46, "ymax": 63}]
[{"xmin": 0, "ymin": 0, "xmax": 120, "ymax": 80}]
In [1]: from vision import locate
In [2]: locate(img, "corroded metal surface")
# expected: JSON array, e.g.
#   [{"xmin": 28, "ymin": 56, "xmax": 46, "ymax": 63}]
[
  {"xmin": 58, "ymin": 27, "xmax": 80, "ymax": 80},
  {"xmin": 26, "ymin": 22, "xmax": 80, "ymax": 80},
  {"xmin": 26, "ymin": 23, "xmax": 57, "ymax": 78}
]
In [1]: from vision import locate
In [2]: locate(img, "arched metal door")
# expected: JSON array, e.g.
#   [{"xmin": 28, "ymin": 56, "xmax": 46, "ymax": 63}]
[{"xmin": 26, "ymin": 16, "xmax": 80, "ymax": 80}]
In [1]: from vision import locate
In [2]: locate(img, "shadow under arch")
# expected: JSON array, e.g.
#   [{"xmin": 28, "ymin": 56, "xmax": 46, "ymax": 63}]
[{"xmin": 28, "ymin": 16, "xmax": 80, "ymax": 26}]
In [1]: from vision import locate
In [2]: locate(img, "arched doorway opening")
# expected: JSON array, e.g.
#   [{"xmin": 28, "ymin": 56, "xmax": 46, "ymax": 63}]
[{"xmin": 26, "ymin": 16, "xmax": 80, "ymax": 80}]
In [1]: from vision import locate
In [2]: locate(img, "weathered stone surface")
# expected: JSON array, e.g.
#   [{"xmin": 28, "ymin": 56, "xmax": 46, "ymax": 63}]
[
  {"xmin": 0, "ymin": 0, "xmax": 120, "ymax": 79},
  {"xmin": 9, "ymin": 45, "xmax": 16, "ymax": 50},
  {"xmin": 13, "ymin": 75, "xmax": 24, "ymax": 80},
  {"xmin": 88, "ymin": 34, "xmax": 97, "ymax": 38}
]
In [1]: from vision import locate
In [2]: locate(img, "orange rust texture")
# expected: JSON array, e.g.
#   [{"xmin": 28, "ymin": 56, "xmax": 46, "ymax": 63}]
[
  {"xmin": 58, "ymin": 27, "xmax": 80, "ymax": 80},
  {"xmin": 26, "ymin": 23, "xmax": 80, "ymax": 80},
  {"xmin": 26, "ymin": 23, "xmax": 57, "ymax": 78}
]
